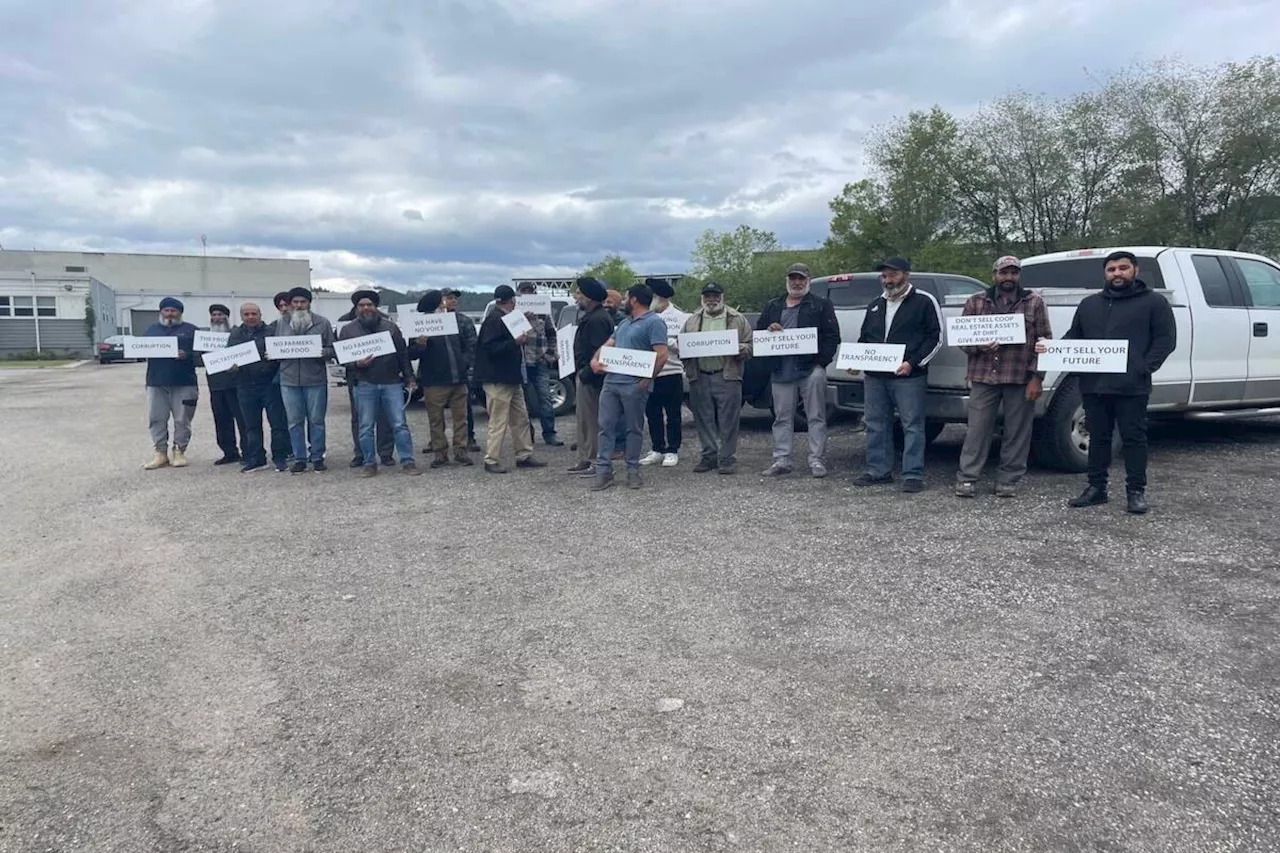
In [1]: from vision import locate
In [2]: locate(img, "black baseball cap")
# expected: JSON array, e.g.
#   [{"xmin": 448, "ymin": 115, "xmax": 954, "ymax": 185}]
[
  {"xmin": 874, "ymin": 256, "xmax": 912, "ymax": 272},
  {"xmin": 516, "ymin": 282, "xmax": 537, "ymax": 293},
  {"xmin": 494, "ymin": 285, "xmax": 516, "ymax": 302},
  {"xmin": 701, "ymin": 282, "xmax": 725, "ymax": 294}
]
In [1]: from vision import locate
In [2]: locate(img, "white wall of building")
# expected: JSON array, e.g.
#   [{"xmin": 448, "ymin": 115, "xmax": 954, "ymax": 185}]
[
  {"xmin": 0, "ymin": 249, "xmax": 310, "ymax": 296},
  {"xmin": 119, "ymin": 292, "xmax": 356, "ymax": 333},
  {"xmin": 0, "ymin": 273, "xmax": 93, "ymax": 320}
]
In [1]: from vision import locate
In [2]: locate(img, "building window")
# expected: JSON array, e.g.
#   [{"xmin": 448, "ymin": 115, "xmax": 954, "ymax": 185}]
[
  {"xmin": 37, "ymin": 296, "xmax": 57, "ymax": 317},
  {"xmin": 0, "ymin": 296, "xmax": 9, "ymax": 317},
  {"xmin": 0, "ymin": 296, "xmax": 56, "ymax": 318},
  {"xmin": 65, "ymin": 265, "xmax": 87, "ymax": 273},
  {"xmin": 12, "ymin": 296, "xmax": 33, "ymax": 317}
]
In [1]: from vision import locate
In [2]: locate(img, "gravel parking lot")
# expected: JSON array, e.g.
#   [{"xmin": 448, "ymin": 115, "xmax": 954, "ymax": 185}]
[{"xmin": 2, "ymin": 362, "xmax": 1278, "ymax": 852}]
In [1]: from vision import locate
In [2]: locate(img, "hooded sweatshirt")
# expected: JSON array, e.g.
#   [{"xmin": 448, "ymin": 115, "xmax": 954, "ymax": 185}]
[{"xmin": 1063, "ymin": 279, "xmax": 1177, "ymax": 396}]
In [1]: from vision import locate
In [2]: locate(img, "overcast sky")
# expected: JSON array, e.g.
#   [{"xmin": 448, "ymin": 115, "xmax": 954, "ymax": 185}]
[{"xmin": 1, "ymin": 0, "xmax": 1275, "ymax": 292}]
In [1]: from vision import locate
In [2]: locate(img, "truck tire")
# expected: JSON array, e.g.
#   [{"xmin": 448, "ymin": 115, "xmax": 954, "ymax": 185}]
[
  {"xmin": 1031, "ymin": 377, "xmax": 1119, "ymax": 473},
  {"xmin": 549, "ymin": 376, "xmax": 575, "ymax": 417}
]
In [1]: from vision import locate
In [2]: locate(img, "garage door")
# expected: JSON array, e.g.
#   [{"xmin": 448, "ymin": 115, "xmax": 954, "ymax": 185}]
[{"xmin": 130, "ymin": 309, "xmax": 159, "ymax": 334}]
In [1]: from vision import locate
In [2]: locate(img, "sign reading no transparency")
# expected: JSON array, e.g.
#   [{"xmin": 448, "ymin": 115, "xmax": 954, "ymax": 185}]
[
  {"xmin": 266, "ymin": 335, "xmax": 323, "ymax": 360},
  {"xmin": 752, "ymin": 327, "xmax": 818, "ymax": 357},
  {"xmin": 123, "ymin": 336, "xmax": 178, "ymax": 358},
  {"xmin": 202, "ymin": 341, "xmax": 261, "ymax": 375},
  {"xmin": 677, "ymin": 330, "xmax": 739, "ymax": 359},
  {"xmin": 946, "ymin": 314, "xmax": 1027, "ymax": 347},
  {"xmin": 334, "ymin": 331, "xmax": 397, "ymax": 364},
  {"xmin": 401, "ymin": 311, "xmax": 459, "ymax": 338},
  {"xmin": 1037, "ymin": 339, "xmax": 1130, "ymax": 373},
  {"xmin": 836, "ymin": 343, "xmax": 906, "ymax": 372},
  {"xmin": 599, "ymin": 346, "xmax": 657, "ymax": 378}
]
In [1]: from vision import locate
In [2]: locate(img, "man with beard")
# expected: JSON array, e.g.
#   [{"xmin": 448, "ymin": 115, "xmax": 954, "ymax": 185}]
[
  {"xmin": 338, "ymin": 290, "xmax": 421, "ymax": 477},
  {"xmin": 515, "ymin": 282, "xmax": 563, "ymax": 447},
  {"xmin": 141, "ymin": 297, "xmax": 200, "ymax": 469},
  {"xmin": 1036, "ymin": 250, "xmax": 1176, "ymax": 514},
  {"xmin": 408, "ymin": 289, "xmax": 476, "ymax": 467},
  {"xmin": 589, "ymin": 284, "xmax": 669, "ymax": 490},
  {"xmin": 955, "ymin": 257, "xmax": 1053, "ymax": 499},
  {"xmin": 442, "ymin": 288, "xmax": 483, "ymax": 452},
  {"xmin": 638, "ymin": 278, "xmax": 686, "ymax": 468},
  {"xmin": 337, "ymin": 302, "xmax": 394, "ymax": 469},
  {"xmin": 566, "ymin": 277, "xmax": 614, "ymax": 476},
  {"xmin": 201, "ymin": 303, "xmax": 246, "ymax": 466},
  {"xmin": 474, "ymin": 285, "xmax": 548, "ymax": 474},
  {"xmin": 276, "ymin": 286, "xmax": 335, "ymax": 473},
  {"xmin": 756, "ymin": 263, "xmax": 841, "ymax": 479},
  {"xmin": 227, "ymin": 303, "xmax": 291, "ymax": 473},
  {"xmin": 854, "ymin": 256, "xmax": 943, "ymax": 493},
  {"xmin": 681, "ymin": 282, "xmax": 753, "ymax": 474},
  {"xmin": 270, "ymin": 291, "xmax": 296, "ymax": 469}
]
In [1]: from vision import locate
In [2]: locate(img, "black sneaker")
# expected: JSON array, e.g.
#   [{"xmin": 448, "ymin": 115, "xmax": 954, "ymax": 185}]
[
  {"xmin": 516, "ymin": 457, "xmax": 547, "ymax": 469},
  {"xmin": 290, "ymin": 462, "xmax": 308, "ymax": 474},
  {"xmin": 853, "ymin": 473, "xmax": 894, "ymax": 487},
  {"xmin": 214, "ymin": 455, "xmax": 240, "ymax": 466},
  {"xmin": 693, "ymin": 459, "xmax": 718, "ymax": 473},
  {"xmin": 241, "ymin": 461, "xmax": 267, "ymax": 473},
  {"xmin": 313, "ymin": 460, "xmax": 327, "ymax": 473},
  {"xmin": 1069, "ymin": 485, "xmax": 1108, "ymax": 508},
  {"xmin": 1126, "ymin": 490, "xmax": 1149, "ymax": 514},
  {"xmin": 380, "ymin": 456, "xmax": 394, "ymax": 467},
  {"xmin": 544, "ymin": 436, "xmax": 565, "ymax": 447},
  {"xmin": 484, "ymin": 462, "xmax": 507, "ymax": 474},
  {"xmin": 467, "ymin": 439, "xmax": 482, "ymax": 453},
  {"xmin": 901, "ymin": 478, "xmax": 924, "ymax": 493},
  {"xmin": 349, "ymin": 457, "xmax": 364, "ymax": 469}
]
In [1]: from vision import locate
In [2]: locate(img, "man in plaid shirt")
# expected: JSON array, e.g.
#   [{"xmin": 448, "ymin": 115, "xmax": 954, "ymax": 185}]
[{"xmin": 955, "ymin": 255, "xmax": 1053, "ymax": 498}]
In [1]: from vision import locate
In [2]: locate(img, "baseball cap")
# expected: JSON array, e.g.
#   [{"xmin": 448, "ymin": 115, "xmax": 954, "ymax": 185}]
[
  {"xmin": 993, "ymin": 255, "xmax": 1022, "ymax": 271},
  {"xmin": 516, "ymin": 282, "xmax": 536, "ymax": 293},
  {"xmin": 874, "ymin": 256, "xmax": 912, "ymax": 272},
  {"xmin": 701, "ymin": 281, "xmax": 725, "ymax": 294},
  {"xmin": 494, "ymin": 285, "xmax": 516, "ymax": 301},
  {"xmin": 786, "ymin": 263, "xmax": 810, "ymax": 277}
]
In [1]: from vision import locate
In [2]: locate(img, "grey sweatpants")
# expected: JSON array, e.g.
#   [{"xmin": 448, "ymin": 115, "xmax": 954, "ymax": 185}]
[
  {"xmin": 956, "ymin": 382, "xmax": 1036, "ymax": 485},
  {"xmin": 147, "ymin": 385, "xmax": 198, "ymax": 450},
  {"xmin": 690, "ymin": 371, "xmax": 743, "ymax": 465},
  {"xmin": 770, "ymin": 365, "xmax": 827, "ymax": 468}
]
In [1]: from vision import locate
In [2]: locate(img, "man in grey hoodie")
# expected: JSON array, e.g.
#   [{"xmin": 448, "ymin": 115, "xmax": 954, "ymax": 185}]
[{"xmin": 275, "ymin": 286, "xmax": 335, "ymax": 473}]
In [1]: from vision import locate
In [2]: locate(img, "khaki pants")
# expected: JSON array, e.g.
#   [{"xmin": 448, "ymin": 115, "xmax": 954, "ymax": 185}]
[
  {"xmin": 576, "ymin": 379, "xmax": 601, "ymax": 464},
  {"xmin": 424, "ymin": 384, "xmax": 468, "ymax": 454},
  {"xmin": 482, "ymin": 383, "xmax": 534, "ymax": 465}
]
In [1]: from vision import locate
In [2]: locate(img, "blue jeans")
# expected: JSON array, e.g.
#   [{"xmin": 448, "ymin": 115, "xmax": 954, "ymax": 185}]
[
  {"xmin": 596, "ymin": 381, "xmax": 649, "ymax": 473},
  {"xmin": 280, "ymin": 383, "xmax": 328, "ymax": 463},
  {"xmin": 236, "ymin": 381, "xmax": 290, "ymax": 467},
  {"xmin": 523, "ymin": 362, "xmax": 558, "ymax": 440},
  {"xmin": 354, "ymin": 382, "xmax": 414, "ymax": 465},
  {"xmin": 864, "ymin": 374, "xmax": 928, "ymax": 481}
]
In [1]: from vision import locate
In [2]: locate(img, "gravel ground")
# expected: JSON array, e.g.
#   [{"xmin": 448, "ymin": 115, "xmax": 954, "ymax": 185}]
[{"xmin": 2, "ymin": 363, "xmax": 1277, "ymax": 853}]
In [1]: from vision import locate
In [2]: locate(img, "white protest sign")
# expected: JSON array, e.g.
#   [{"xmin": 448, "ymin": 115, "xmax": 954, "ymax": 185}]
[
  {"xmin": 678, "ymin": 330, "xmax": 739, "ymax": 359},
  {"xmin": 946, "ymin": 314, "xmax": 1027, "ymax": 347},
  {"xmin": 266, "ymin": 335, "xmax": 322, "ymax": 360},
  {"xmin": 516, "ymin": 293, "xmax": 553, "ymax": 316},
  {"xmin": 836, "ymin": 343, "xmax": 906, "ymax": 371},
  {"xmin": 752, "ymin": 327, "xmax": 818, "ymax": 357},
  {"xmin": 558, "ymin": 324, "xmax": 578, "ymax": 380},
  {"xmin": 1037, "ymin": 340, "xmax": 1130, "ymax": 373},
  {"xmin": 202, "ymin": 341, "xmax": 261, "ymax": 375},
  {"xmin": 661, "ymin": 311, "xmax": 689, "ymax": 338},
  {"xmin": 600, "ymin": 346, "xmax": 657, "ymax": 378},
  {"xmin": 123, "ymin": 336, "xmax": 178, "ymax": 358},
  {"xmin": 334, "ymin": 330, "xmax": 397, "ymax": 365},
  {"xmin": 193, "ymin": 330, "xmax": 230, "ymax": 351},
  {"xmin": 402, "ymin": 311, "xmax": 459, "ymax": 338},
  {"xmin": 502, "ymin": 309, "xmax": 533, "ymax": 340}
]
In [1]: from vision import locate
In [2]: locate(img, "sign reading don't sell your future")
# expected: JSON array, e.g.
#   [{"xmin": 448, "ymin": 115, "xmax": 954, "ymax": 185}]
[{"xmin": 1037, "ymin": 340, "xmax": 1129, "ymax": 373}]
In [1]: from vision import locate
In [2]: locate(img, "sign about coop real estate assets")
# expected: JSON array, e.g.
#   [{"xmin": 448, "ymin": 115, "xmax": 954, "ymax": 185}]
[{"xmin": 945, "ymin": 314, "xmax": 1027, "ymax": 347}]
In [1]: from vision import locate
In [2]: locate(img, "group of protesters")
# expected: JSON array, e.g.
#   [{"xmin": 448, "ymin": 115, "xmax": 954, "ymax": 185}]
[{"xmin": 137, "ymin": 249, "xmax": 1174, "ymax": 511}]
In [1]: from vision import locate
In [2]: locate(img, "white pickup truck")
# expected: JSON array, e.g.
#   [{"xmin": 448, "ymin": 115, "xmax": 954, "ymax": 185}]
[{"xmin": 823, "ymin": 246, "xmax": 1280, "ymax": 471}]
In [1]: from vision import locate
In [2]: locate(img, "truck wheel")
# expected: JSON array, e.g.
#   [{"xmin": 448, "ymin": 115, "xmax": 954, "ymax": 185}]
[
  {"xmin": 549, "ymin": 377, "xmax": 575, "ymax": 416},
  {"xmin": 1031, "ymin": 377, "xmax": 1119, "ymax": 472}
]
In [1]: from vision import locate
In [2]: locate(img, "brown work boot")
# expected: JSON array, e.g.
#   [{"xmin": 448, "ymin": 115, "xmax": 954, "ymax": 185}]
[
  {"xmin": 171, "ymin": 445, "xmax": 188, "ymax": 467},
  {"xmin": 401, "ymin": 461, "xmax": 422, "ymax": 476},
  {"xmin": 142, "ymin": 449, "xmax": 170, "ymax": 470},
  {"xmin": 453, "ymin": 449, "xmax": 474, "ymax": 466},
  {"xmin": 359, "ymin": 464, "xmax": 378, "ymax": 479},
  {"xmin": 430, "ymin": 452, "xmax": 449, "ymax": 469}
]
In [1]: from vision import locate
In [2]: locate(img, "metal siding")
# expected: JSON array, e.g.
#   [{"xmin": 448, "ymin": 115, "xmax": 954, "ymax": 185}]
[
  {"xmin": 90, "ymin": 279, "xmax": 118, "ymax": 342},
  {"xmin": 0, "ymin": 319, "xmax": 92, "ymax": 355}
]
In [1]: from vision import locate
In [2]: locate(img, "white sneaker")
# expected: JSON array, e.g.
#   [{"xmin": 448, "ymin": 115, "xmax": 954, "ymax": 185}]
[
  {"xmin": 639, "ymin": 450, "xmax": 663, "ymax": 466},
  {"xmin": 661, "ymin": 452, "xmax": 679, "ymax": 467}
]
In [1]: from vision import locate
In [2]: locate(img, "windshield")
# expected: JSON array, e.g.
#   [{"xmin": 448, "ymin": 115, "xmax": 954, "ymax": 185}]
[{"xmin": 1021, "ymin": 256, "xmax": 1166, "ymax": 290}]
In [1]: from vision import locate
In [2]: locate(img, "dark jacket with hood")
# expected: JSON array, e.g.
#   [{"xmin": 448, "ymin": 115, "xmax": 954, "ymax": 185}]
[
  {"xmin": 574, "ymin": 303, "xmax": 617, "ymax": 389},
  {"xmin": 756, "ymin": 291, "xmax": 841, "ymax": 371},
  {"xmin": 143, "ymin": 321, "xmax": 199, "ymax": 388},
  {"xmin": 337, "ymin": 314, "xmax": 414, "ymax": 386},
  {"xmin": 226, "ymin": 320, "xmax": 280, "ymax": 385},
  {"xmin": 474, "ymin": 307, "xmax": 525, "ymax": 386},
  {"xmin": 405, "ymin": 290, "xmax": 478, "ymax": 387},
  {"xmin": 1063, "ymin": 279, "xmax": 1177, "ymax": 396}
]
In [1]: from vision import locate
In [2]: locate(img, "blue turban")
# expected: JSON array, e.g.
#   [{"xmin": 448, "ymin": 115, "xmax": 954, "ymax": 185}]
[{"xmin": 159, "ymin": 297, "xmax": 184, "ymax": 311}]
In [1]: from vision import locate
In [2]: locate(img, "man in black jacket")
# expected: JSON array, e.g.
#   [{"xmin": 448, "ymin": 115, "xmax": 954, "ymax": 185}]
[
  {"xmin": 755, "ymin": 263, "xmax": 841, "ymax": 478},
  {"xmin": 337, "ymin": 303, "xmax": 394, "ymax": 469},
  {"xmin": 854, "ymin": 256, "xmax": 943, "ymax": 493},
  {"xmin": 1038, "ymin": 251, "xmax": 1177, "ymax": 514},
  {"xmin": 474, "ymin": 285, "xmax": 547, "ymax": 474},
  {"xmin": 567, "ymin": 277, "xmax": 615, "ymax": 475},
  {"xmin": 338, "ymin": 290, "xmax": 421, "ymax": 477},
  {"xmin": 227, "ymin": 303, "xmax": 291, "ymax": 473},
  {"xmin": 202, "ymin": 303, "xmax": 245, "ymax": 466},
  {"xmin": 407, "ymin": 289, "xmax": 477, "ymax": 467}
]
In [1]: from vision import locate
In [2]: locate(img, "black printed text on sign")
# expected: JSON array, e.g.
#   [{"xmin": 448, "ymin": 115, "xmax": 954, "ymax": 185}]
[
  {"xmin": 752, "ymin": 327, "xmax": 818, "ymax": 357},
  {"xmin": 123, "ymin": 336, "xmax": 178, "ymax": 358},
  {"xmin": 599, "ymin": 346, "xmax": 657, "ymax": 378},
  {"xmin": 266, "ymin": 335, "xmax": 323, "ymax": 360},
  {"xmin": 193, "ymin": 330, "xmax": 230, "ymax": 351},
  {"xmin": 677, "ymin": 330, "xmax": 739, "ymax": 359},
  {"xmin": 502, "ymin": 310, "xmax": 533, "ymax": 340},
  {"xmin": 558, "ymin": 324, "xmax": 577, "ymax": 380},
  {"xmin": 402, "ymin": 311, "xmax": 459, "ymax": 338},
  {"xmin": 946, "ymin": 314, "xmax": 1027, "ymax": 347},
  {"xmin": 836, "ymin": 343, "xmax": 906, "ymax": 371},
  {"xmin": 203, "ymin": 341, "xmax": 261, "ymax": 375},
  {"xmin": 1037, "ymin": 340, "xmax": 1129, "ymax": 373},
  {"xmin": 515, "ymin": 294, "xmax": 552, "ymax": 316},
  {"xmin": 334, "ymin": 330, "xmax": 396, "ymax": 364}
]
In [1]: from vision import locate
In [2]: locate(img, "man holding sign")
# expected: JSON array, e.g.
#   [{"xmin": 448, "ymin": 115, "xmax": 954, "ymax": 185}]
[
  {"xmin": 227, "ymin": 303, "xmax": 291, "ymax": 473},
  {"xmin": 201, "ymin": 304, "xmax": 245, "ymax": 466},
  {"xmin": 954, "ymin": 256, "xmax": 1053, "ymax": 498},
  {"xmin": 276, "ymin": 287, "xmax": 335, "ymax": 473},
  {"xmin": 407, "ymin": 290, "xmax": 476, "ymax": 467},
  {"xmin": 854, "ymin": 257, "xmax": 943, "ymax": 493},
  {"xmin": 756, "ymin": 263, "xmax": 841, "ymax": 478},
  {"xmin": 140, "ymin": 297, "xmax": 200, "ymax": 470},
  {"xmin": 680, "ymin": 282, "xmax": 753, "ymax": 474},
  {"xmin": 1036, "ymin": 250, "xmax": 1177, "ymax": 514},
  {"xmin": 337, "ymin": 290, "xmax": 421, "ymax": 477},
  {"xmin": 589, "ymin": 284, "xmax": 669, "ymax": 490},
  {"xmin": 474, "ymin": 285, "xmax": 547, "ymax": 473}
]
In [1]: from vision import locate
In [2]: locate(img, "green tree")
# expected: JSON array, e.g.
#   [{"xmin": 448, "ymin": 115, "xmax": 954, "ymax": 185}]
[
  {"xmin": 580, "ymin": 253, "xmax": 637, "ymax": 291},
  {"xmin": 690, "ymin": 225, "xmax": 803, "ymax": 309}
]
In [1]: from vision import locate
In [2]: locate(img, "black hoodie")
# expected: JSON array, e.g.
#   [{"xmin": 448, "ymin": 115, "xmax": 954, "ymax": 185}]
[{"xmin": 1063, "ymin": 279, "xmax": 1177, "ymax": 396}]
